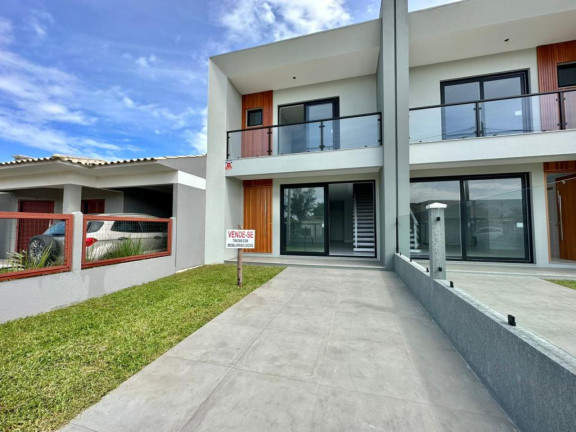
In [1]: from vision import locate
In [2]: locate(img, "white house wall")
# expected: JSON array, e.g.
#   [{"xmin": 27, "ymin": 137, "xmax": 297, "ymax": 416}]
[
  {"xmin": 204, "ymin": 61, "xmax": 242, "ymax": 264},
  {"xmin": 272, "ymin": 75, "xmax": 377, "ymax": 121}
]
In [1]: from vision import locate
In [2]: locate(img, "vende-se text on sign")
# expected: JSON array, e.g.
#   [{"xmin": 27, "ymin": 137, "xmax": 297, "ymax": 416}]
[{"xmin": 226, "ymin": 230, "xmax": 256, "ymax": 249}]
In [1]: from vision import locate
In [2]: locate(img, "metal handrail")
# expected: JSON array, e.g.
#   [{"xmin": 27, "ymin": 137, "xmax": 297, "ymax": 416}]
[
  {"xmin": 409, "ymin": 88, "xmax": 575, "ymax": 112},
  {"xmin": 227, "ymin": 111, "xmax": 382, "ymax": 134},
  {"xmin": 227, "ymin": 112, "xmax": 382, "ymax": 159}
]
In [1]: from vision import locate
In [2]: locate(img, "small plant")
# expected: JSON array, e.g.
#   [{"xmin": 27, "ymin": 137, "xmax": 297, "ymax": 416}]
[
  {"xmin": 5, "ymin": 247, "xmax": 61, "ymax": 272},
  {"xmin": 101, "ymin": 238, "xmax": 147, "ymax": 260}
]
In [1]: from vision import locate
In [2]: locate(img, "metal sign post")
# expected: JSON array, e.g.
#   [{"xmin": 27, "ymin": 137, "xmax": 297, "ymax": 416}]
[{"xmin": 226, "ymin": 227, "xmax": 255, "ymax": 288}]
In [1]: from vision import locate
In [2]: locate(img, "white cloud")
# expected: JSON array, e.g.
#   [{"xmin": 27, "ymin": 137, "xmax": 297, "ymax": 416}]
[
  {"xmin": 0, "ymin": 111, "xmax": 124, "ymax": 160},
  {"xmin": 0, "ymin": 17, "xmax": 13, "ymax": 45},
  {"xmin": 219, "ymin": 0, "xmax": 351, "ymax": 44},
  {"xmin": 0, "ymin": 16, "xmax": 204, "ymax": 159},
  {"xmin": 28, "ymin": 9, "xmax": 54, "ymax": 41},
  {"xmin": 135, "ymin": 54, "xmax": 158, "ymax": 68},
  {"xmin": 182, "ymin": 107, "xmax": 207, "ymax": 154}
]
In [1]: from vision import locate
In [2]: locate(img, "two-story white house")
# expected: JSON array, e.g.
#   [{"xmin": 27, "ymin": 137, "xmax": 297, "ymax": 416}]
[{"xmin": 205, "ymin": 0, "xmax": 576, "ymax": 268}]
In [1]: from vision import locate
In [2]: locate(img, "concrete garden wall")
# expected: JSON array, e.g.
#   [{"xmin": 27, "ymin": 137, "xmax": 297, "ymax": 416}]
[
  {"xmin": 395, "ymin": 253, "xmax": 576, "ymax": 432},
  {"xmin": 0, "ymin": 212, "xmax": 200, "ymax": 324}
]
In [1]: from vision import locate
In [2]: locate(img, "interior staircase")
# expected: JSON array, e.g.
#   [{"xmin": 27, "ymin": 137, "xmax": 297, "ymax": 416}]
[
  {"xmin": 353, "ymin": 184, "xmax": 376, "ymax": 253},
  {"xmin": 410, "ymin": 209, "xmax": 422, "ymax": 253}
]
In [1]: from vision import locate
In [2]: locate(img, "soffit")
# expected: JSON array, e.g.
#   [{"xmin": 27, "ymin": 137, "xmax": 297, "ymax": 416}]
[
  {"xmin": 212, "ymin": 19, "xmax": 381, "ymax": 94},
  {"xmin": 410, "ymin": 0, "xmax": 576, "ymax": 67}
]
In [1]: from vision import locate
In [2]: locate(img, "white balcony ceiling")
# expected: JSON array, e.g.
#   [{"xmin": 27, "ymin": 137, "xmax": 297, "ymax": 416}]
[
  {"xmin": 211, "ymin": 20, "xmax": 381, "ymax": 95},
  {"xmin": 410, "ymin": 0, "xmax": 576, "ymax": 67}
]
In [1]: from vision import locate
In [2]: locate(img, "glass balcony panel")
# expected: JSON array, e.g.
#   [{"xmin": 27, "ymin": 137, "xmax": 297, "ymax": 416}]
[
  {"xmin": 408, "ymin": 92, "xmax": 571, "ymax": 144},
  {"xmin": 278, "ymin": 114, "xmax": 380, "ymax": 155},
  {"xmin": 339, "ymin": 115, "xmax": 380, "ymax": 149},
  {"xmin": 228, "ymin": 113, "xmax": 381, "ymax": 159},
  {"xmin": 409, "ymin": 107, "xmax": 442, "ymax": 143},
  {"xmin": 565, "ymin": 90, "xmax": 576, "ymax": 130},
  {"xmin": 227, "ymin": 128, "xmax": 272, "ymax": 159},
  {"xmin": 442, "ymin": 103, "xmax": 477, "ymax": 140}
]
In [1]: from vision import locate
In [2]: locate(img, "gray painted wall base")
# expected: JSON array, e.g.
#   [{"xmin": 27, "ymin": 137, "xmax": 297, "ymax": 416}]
[{"xmin": 395, "ymin": 253, "xmax": 576, "ymax": 432}]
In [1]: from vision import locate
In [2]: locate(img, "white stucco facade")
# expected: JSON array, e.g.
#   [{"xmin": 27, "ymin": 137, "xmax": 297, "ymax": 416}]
[{"xmin": 205, "ymin": 0, "xmax": 576, "ymax": 267}]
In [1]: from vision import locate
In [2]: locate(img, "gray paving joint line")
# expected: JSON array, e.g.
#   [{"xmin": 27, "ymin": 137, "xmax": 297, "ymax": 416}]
[{"xmin": 179, "ymin": 282, "xmax": 298, "ymax": 431}]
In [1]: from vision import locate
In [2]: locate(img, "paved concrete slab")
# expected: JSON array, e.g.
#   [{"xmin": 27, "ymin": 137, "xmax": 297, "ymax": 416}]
[
  {"xmin": 61, "ymin": 267, "xmax": 518, "ymax": 432},
  {"xmin": 448, "ymin": 272, "xmax": 576, "ymax": 358}
]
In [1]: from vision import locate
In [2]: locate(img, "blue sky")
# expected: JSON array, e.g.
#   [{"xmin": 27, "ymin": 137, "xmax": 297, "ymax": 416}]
[{"xmin": 0, "ymin": 0, "xmax": 459, "ymax": 162}]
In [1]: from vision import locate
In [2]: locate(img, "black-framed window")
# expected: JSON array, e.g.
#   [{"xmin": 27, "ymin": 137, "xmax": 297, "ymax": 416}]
[
  {"xmin": 410, "ymin": 173, "xmax": 532, "ymax": 263},
  {"xmin": 558, "ymin": 62, "xmax": 576, "ymax": 88},
  {"xmin": 440, "ymin": 70, "xmax": 530, "ymax": 139},
  {"xmin": 278, "ymin": 98, "xmax": 340, "ymax": 153},
  {"xmin": 246, "ymin": 108, "xmax": 263, "ymax": 127},
  {"xmin": 280, "ymin": 180, "xmax": 377, "ymax": 258}
]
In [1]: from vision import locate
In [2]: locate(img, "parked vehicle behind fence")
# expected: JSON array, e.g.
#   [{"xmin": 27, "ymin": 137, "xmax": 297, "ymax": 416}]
[{"xmin": 28, "ymin": 214, "xmax": 169, "ymax": 263}]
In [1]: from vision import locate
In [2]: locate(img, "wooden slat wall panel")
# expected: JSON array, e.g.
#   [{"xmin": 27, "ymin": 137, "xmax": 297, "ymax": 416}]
[
  {"xmin": 544, "ymin": 161, "xmax": 576, "ymax": 173},
  {"xmin": 241, "ymin": 91, "xmax": 273, "ymax": 158},
  {"xmin": 243, "ymin": 180, "xmax": 272, "ymax": 253},
  {"xmin": 537, "ymin": 41, "xmax": 576, "ymax": 131}
]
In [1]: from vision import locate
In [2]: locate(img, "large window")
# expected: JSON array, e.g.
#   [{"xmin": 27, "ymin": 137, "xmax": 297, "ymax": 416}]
[
  {"xmin": 410, "ymin": 174, "xmax": 531, "ymax": 262},
  {"xmin": 441, "ymin": 71, "xmax": 530, "ymax": 139},
  {"xmin": 278, "ymin": 98, "xmax": 339, "ymax": 154}
]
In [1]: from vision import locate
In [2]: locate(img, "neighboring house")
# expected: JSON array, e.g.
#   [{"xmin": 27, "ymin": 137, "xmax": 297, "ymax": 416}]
[
  {"xmin": 0, "ymin": 153, "xmax": 207, "ymax": 271},
  {"xmin": 204, "ymin": 0, "xmax": 576, "ymax": 267}
]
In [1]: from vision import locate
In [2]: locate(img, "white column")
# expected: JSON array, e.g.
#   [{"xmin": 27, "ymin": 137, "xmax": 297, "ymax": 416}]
[
  {"xmin": 62, "ymin": 184, "xmax": 82, "ymax": 214},
  {"xmin": 378, "ymin": 0, "xmax": 410, "ymax": 268}
]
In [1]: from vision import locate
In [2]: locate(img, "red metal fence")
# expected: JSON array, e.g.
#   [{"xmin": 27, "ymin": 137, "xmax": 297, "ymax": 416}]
[
  {"xmin": 81, "ymin": 215, "xmax": 172, "ymax": 269},
  {"xmin": 0, "ymin": 212, "xmax": 73, "ymax": 281}
]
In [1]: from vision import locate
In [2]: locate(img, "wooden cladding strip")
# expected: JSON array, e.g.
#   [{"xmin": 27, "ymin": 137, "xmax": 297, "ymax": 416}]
[
  {"xmin": 243, "ymin": 179, "xmax": 273, "ymax": 188},
  {"xmin": 537, "ymin": 41, "xmax": 576, "ymax": 92},
  {"xmin": 536, "ymin": 40, "xmax": 576, "ymax": 131},
  {"xmin": 243, "ymin": 181, "xmax": 272, "ymax": 253},
  {"xmin": 241, "ymin": 91, "xmax": 273, "ymax": 158},
  {"xmin": 241, "ymin": 91, "xmax": 273, "ymax": 128},
  {"xmin": 544, "ymin": 161, "xmax": 576, "ymax": 173}
]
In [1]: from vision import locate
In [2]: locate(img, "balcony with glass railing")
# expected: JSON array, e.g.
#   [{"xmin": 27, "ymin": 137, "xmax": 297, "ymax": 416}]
[
  {"xmin": 227, "ymin": 112, "xmax": 381, "ymax": 160},
  {"xmin": 409, "ymin": 89, "xmax": 576, "ymax": 144}
]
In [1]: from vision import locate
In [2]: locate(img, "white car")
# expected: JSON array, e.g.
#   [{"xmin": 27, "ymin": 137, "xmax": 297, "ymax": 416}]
[{"xmin": 28, "ymin": 213, "xmax": 169, "ymax": 262}]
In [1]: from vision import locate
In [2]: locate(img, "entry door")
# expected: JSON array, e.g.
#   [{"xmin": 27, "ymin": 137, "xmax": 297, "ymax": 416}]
[
  {"xmin": 557, "ymin": 174, "xmax": 576, "ymax": 260},
  {"xmin": 81, "ymin": 199, "xmax": 105, "ymax": 214},
  {"xmin": 17, "ymin": 200, "xmax": 54, "ymax": 252},
  {"xmin": 244, "ymin": 180, "xmax": 272, "ymax": 253},
  {"xmin": 281, "ymin": 185, "xmax": 327, "ymax": 255}
]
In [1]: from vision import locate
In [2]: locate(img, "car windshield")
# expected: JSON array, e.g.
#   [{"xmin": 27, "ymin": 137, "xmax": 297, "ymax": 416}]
[{"xmin": 44, "ymin": 221, "xmax": 66, "ymax": 236}]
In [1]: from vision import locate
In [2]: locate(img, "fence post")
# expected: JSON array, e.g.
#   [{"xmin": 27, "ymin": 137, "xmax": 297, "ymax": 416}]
[
  {"xmin": 426, "ymin": 202, "xmax": 447, "ymax": 280},
  {"xmin": 72, "ymin": 212, "xmax": 83, "ymax": 272}
]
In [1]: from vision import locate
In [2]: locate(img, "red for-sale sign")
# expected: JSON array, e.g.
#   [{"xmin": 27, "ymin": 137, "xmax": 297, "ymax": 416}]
[{"xmin": 226, "ymin": 229, "xmax": 255, "ymax": 248}]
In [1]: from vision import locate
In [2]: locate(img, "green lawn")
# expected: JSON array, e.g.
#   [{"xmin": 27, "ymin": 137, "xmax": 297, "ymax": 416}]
[
  {"xmin": 549, "ymin": 279, "xmax": 576, "ymax": 291},
  {"xmin": 0, "ymin": 264, "xmax": 284, "ymax": 432}
]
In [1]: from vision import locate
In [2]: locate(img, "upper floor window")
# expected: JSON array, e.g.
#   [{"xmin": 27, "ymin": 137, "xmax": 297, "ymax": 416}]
[
  {"xmin": 441, "ymin": 71, "xmax": 529, "ymax": 139},
  {"xmin": 558, "ymin": 62, "xmax": 576, "ymax": 88},
  {"xmin": 246, "ymin": 108, "xmax": 263, "ymax": 127},
  {"xmin": 278, "ymin": 98, "xmax": 340, "ymax": 153}
]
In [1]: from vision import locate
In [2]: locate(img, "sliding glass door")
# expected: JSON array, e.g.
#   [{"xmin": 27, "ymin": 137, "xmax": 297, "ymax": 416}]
[
  {"xmin": 441, "ymin": 71, "xmax": 530, "ymax": 139},
  {"xmin": 282, "ymin": 186, "xmax": 327, "ymax": 255},
  {"xmin": 281, "ymin": 181, "xmax": 377, "ymax": 257},
  {"xmin": 410, "ymin": 174, "xmax": 531, "ymax": 262}
]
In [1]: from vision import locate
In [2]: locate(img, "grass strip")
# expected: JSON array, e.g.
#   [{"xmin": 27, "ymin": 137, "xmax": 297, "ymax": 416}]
[
  {"xmin": 0, "ymin": 264, "xmax": 284, "ymax": 432},
  {"xmin": 548, "ymin": 279, "xmax": 576, "ymax": 291}
]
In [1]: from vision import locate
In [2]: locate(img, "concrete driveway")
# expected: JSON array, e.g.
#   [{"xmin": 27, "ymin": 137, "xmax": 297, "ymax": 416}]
[{"xmin": 61, "ymin": 267, "xmax": 516, "ymax": 432}]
